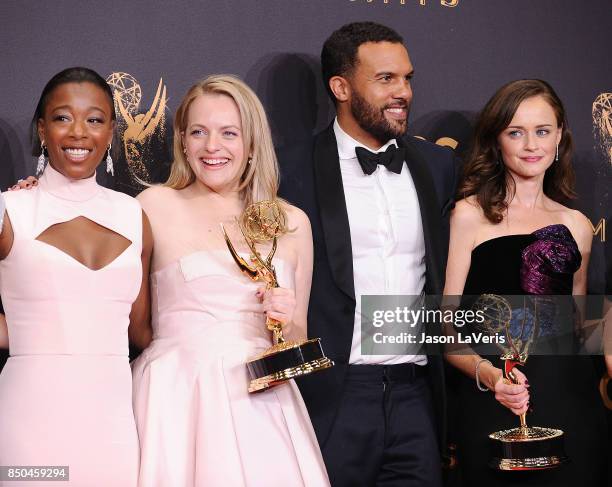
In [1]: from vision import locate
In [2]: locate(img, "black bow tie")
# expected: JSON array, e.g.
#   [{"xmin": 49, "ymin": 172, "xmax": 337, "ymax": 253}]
[{"xmin": 355, "ymin": 145, "xmax": 405, "ymax": 176}]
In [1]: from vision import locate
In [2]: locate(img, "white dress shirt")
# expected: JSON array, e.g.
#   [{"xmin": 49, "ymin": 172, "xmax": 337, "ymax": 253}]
[{"xmin": 333, "ymin": 119, "xmax": 427, "ymax": 365}]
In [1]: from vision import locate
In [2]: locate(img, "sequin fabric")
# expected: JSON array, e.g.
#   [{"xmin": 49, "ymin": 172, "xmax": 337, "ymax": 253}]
[{"xmin": 520, "ymin": 224, "xmax": 581, "ymax": 295}]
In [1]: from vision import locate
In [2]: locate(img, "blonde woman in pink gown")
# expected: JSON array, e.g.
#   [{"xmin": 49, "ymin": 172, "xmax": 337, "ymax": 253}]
[
  {"xmin": 0, "ymin": 67, "xmax": 152, "ymax": 486},
  {"xmin": 131, "ymin": 75, "xmax": 330, "ymax": 487}
]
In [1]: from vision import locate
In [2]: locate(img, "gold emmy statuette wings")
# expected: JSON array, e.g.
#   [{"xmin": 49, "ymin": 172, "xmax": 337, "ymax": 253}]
[{"xmin": 110, "ymin": 74, "xmax": 168, "ymax": 185}]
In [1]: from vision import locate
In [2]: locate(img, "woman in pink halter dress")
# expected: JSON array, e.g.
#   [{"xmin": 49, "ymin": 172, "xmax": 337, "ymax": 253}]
[
  {"xmin": 131, "ymin": 75, "xmax": 330, "ymax": 487},
  {"xmin": 0, "ymin": 68, "xmax": 152, "ymax": 486}
]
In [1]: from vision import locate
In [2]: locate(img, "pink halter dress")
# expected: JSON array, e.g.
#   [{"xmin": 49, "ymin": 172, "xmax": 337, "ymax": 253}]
[{"xmin": 0, "ymin": 165, "xmax": 141, "ymax": 486}]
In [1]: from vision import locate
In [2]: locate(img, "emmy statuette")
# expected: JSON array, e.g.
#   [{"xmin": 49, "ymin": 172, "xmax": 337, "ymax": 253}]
[
  {"xmin": 221, "ymin": 200, "xmax": 333, "ymax": 393},
  {"xmin": 475, "ymin": 294, "xmax": 569, "ymax": 470}
]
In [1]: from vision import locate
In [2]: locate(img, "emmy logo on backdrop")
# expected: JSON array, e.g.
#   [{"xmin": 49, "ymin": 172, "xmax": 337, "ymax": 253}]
[
  {"xmin": 221, "ymin": 200, "xmax": 333, "ymax": 393},
  {"xmin": 473, "ymin": 294, "xmax": 569, "ymax": 470},
  {"xmin": 106, "ymin": 72, "xmax": 168, "ymax": 189},
  {"xmin": 593, "ymin": 92, "xmax": 612, "ymax": 165}
]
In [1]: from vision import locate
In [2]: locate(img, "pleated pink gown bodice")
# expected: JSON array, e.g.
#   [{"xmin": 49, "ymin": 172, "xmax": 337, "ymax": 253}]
[
  {"xmin": 0, "ymin": 165, "xmax": 141, "ymax": 486},
  {"xmin": 132, "ymin": 249, "xmax": 330, "ymax": 487}
]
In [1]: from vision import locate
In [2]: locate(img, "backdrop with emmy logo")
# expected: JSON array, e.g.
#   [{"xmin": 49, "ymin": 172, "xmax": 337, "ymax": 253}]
[{"xmin": 0, "ymin": 0, "xmax": 610, "ymax": 472}]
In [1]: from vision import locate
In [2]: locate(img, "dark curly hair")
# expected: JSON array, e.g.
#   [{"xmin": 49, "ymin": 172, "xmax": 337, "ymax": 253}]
[
  {"xmin": 321, "ymin": 21, "xmax": 403, "ymax": 102},
  {"xmin": 31, "ymin": 67, "xmax": 115, "ymax": 157},
  {"xmin": 459, "ymin": 79, "xmax": 576, "ymax": 223}
]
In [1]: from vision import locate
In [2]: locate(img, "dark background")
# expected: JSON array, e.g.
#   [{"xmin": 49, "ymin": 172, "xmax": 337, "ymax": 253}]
[
  {"xmin": 0, "ymin": 0, "xmax": 610, "ymax": 472},
  {"xmin": 0, "ymin": 0, "xmax": 609, "ymax": 287}
]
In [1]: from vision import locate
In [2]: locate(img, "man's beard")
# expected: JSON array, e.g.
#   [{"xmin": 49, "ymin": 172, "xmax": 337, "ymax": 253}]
[{"xmin": 350, "ymin": 89, "xmax": 409, "ymax": 145}]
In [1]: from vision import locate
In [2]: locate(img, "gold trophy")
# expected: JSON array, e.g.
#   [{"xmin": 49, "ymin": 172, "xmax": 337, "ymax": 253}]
[
  {"xmin": 221, "ymin": 200, "xmax": 333, "ymax": 393},
  {"xmin": 474, "ymin": 294, "xmax": 569, "ymax": 470}
]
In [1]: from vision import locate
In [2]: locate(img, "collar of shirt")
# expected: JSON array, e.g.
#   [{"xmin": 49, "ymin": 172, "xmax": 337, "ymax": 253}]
[{"xmin": 333, "ymin": 118, "xmax": 398, "ymax": 161}]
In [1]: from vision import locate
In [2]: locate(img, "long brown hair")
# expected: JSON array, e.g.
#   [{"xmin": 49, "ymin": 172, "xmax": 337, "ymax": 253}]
[{"xmin": 459, "ymin": 79, "xmax": 576, "ymax": 223}]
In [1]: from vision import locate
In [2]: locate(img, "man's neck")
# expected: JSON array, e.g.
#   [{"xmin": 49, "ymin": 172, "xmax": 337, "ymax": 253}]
[{"xmin": 336, "ymin": 113, "xmax": 385, "ymax": 151}]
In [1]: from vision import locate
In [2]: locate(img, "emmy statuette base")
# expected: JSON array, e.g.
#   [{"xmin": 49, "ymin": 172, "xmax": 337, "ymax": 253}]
[
  {"xmin": 246, "ymin": 338, "xmax": 334, "ymax": 393},
  {"xmin": 489, "ymin": 426, "xmax": 569, "ymax": 471}
]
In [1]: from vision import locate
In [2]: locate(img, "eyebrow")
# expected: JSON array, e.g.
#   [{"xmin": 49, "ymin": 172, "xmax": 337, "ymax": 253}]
[
  {"xmin": 189, "ymin": 123, "xmax": 241, "ymax": 131},
  {"xmin": 506, "ymin": 124, "xmax": 554, "ymax": 129},
  {"xmin": 51, "ymin": 105, "xmax": 107, "ymax": 113},
  {"xmin": 375, "ymin": 70, "xmax": 415, "ymax": 78}
]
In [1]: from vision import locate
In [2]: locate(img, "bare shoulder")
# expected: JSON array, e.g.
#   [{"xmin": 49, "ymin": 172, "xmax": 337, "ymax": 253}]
[
  {"xmin": 562, "ymin": 208, "xmax": 593, "ymax": 249},
  {"xmin": 136, "ymin": 185, "xmax": 178, "ymax": 212},
  {"xmin": 280, "ymin": 201, "xmax": 311, "ymax": 236},
  {"xmin": 451, "ymin": 196, "xmax": 483, "ymax": 227}
]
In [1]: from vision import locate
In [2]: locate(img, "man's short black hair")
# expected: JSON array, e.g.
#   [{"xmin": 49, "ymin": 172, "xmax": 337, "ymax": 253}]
[{"xmin": 321, "ymin": 22, "xmax": 404, "ymax": 102}]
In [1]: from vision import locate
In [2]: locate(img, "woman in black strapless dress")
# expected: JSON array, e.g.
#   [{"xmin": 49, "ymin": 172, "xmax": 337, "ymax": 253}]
[{"xmin": 444, "ymin": 79, "xmax": 608, "ymax": 486}]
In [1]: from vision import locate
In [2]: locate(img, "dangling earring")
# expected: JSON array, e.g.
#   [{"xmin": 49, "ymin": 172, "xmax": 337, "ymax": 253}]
[
  {"xmin": 106, "ymin": 144, "xmax": 114, "ymax": 175},
  {"xmin": 555, "ymin": 144, "xmax": 559, "ymax": 162},
  {"xmin": 36, "ymin": 142, "xmax": 47, "ymax": 177}
]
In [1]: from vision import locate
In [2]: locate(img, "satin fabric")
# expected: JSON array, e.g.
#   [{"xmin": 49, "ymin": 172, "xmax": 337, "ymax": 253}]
[{"xmin": 131, "ymin": 250, "xmax": 330, "ymax": 487}]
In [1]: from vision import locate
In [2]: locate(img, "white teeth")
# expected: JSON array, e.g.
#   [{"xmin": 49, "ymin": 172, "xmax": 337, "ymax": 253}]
[
  {"xmin": 64, "ymin": 148, "xmax": 90, "ymax": 155},
  {"xmin": 386, "ymin": 108, "xmax": 405, "ymax": 113},
  {"xmin": 201, "ymin": 158, "xmax": 228, "ymax": 165}
]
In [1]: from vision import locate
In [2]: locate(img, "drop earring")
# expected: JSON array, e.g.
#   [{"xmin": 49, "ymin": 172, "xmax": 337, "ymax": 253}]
[
  {"xmin": 106, "ymin": 144, "xmax": 114, "ymax": 175},
  {"xmin": 36, "ymin": 142, "xmax": 47, "ymax": 177},
  {"xmin": 555, "ymin": 144, "xmax": 559, "ymax": 162}
]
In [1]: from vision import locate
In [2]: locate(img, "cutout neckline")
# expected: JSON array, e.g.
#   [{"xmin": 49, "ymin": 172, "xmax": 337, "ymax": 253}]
[{"xmin": 35, "ymin": 216, "xmax": 133, "ymax": 272}]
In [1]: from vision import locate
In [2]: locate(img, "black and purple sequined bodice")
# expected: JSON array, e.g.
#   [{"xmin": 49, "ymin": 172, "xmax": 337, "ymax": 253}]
[
  {"xmin": 464, "ymin": 224, "xmax": 581, "ymax": 346},
  {"xmin": 520, "ymin": 224, "xmax": 581, "ymax": 295},
  {"xmin": 464, "ymin": 223, "xmax": 580, "ymax": 297}
]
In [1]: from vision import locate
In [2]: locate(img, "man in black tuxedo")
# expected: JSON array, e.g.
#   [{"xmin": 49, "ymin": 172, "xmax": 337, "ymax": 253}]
[{"xmin": 278, "ymin": 22, "xmax": 456, "ymax": 486}]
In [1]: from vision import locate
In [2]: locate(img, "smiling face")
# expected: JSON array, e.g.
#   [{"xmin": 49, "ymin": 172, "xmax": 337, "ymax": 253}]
[
  {"xmin": 497, "ymin": 95, "xmax": 562, "ymax": 181},
  {"xmin": 182, "ymin": 93, "xmax": 246, "ymax": 194},
  {"xmin": 37, "ymin": 82, "xmax": 114, "ymax": 179},
  {"xmin": 336, "ymin": 41, "xmax": 413, "ymax": 148}
]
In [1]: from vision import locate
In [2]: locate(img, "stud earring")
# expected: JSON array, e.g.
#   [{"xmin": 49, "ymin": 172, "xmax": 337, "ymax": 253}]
[{"xmin": 106, "ymin": 144, "xmax": 114, "ymax": 175}]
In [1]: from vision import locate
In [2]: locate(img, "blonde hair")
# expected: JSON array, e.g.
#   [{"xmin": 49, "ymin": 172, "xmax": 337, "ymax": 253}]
[{"xmin": 165, "ymin": 74, "xmax": 280, "ymax": 208}]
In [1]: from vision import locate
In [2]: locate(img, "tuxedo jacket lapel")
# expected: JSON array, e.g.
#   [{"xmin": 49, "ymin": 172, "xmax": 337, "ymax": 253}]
[
  {"xmin": 313, "ymin": 126, "xmax": 356, "ymax": 301},
  {"xmin": 312, "ymin": 129, "xmax": 444, "ymax": 301}
]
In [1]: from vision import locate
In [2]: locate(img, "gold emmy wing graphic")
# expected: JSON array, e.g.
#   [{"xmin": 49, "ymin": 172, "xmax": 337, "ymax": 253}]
[
  {"xmin": 592, "ymin": 93, "xmax": 612, "ymax": 408},
  {"xmin": 593, "ymin": 92, "xmax": 612, "ymax": 165},
  {"xmin": 106, "ymin": 72, "xmax": 168, "ymax": 186},
  {"xmin": 221, "ymin": 200, "xmax": 333, "ymax": 393},
  {"xmin": 473, "ymin": 294, "xmax": 569, "ymax": 470}
]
